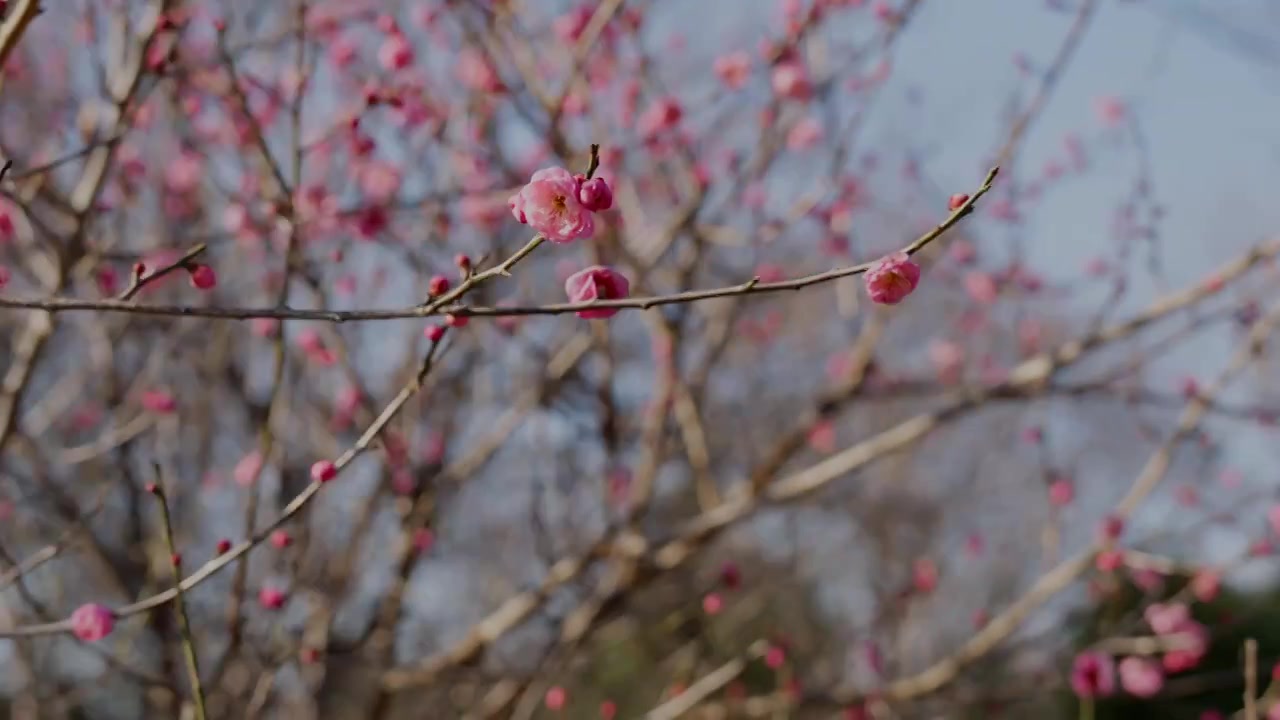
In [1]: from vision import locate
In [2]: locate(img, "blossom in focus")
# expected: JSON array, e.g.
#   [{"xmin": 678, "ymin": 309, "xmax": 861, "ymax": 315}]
[
  {"xmin": 509, "ymin": 167, "xmax": 598, "ymax": 242},
  {"xmin": 864, "ymin": 251, "xmax": 920, "ymax": 305}
]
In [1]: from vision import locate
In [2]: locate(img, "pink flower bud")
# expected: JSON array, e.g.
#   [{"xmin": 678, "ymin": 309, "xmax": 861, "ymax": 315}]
[
  {"xmin": 702, "ymin": 593, "xmax": 723, "ymax": 615},
  {"xmin": 70, "ymin": 603, "xmax": 115, "ymax": 642},
  {"xmin": 141, "ymin": 390, "xmax": 177, "ymax": 414},
  {"xmin": 863, "ymin": 251, "xmax": 920, "ymax": 305},
  {"xmin": 188, "ymin": 264, "xmax": 217, "ymax": 290},
  {"xmin": 564, "ymin": 266, "xmax": 631, "ymax": 319},
  {"xmin": 1048, "ymin": 478, "xmax": 1075, "ymax": 507},
  {"xmin": 1070, "ymin": 651, "xmax": 1116, "ymax": 698},
  {"xmin": 428, "ymin": 274, "xmax": 450, "ymax": 296},
  {"xmin": 544, "ymin": 686, "xmax": 567, "ymax": 711},
  {"xmin": 258, "ymin": 586, "xmax": 287, "ymax": 610},
  {"xmin": 269, "ymin": 529, "xmax": 292, "ymax": 549},
  {"xmin": 771, "ymin": 60, "xmax": 812, "ymax": 100},
  {"xmin": 310, "ymin": 459, "xmax": 338, "ymax": 483},
  {"xmin": 576, "ymin": 177, "xmax": 613, "ymax": 212}
]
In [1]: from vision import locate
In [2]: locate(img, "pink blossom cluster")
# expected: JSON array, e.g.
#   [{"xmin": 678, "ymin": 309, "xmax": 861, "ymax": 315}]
[{"xmin": 508, "ymin": 167, "xmax": 612, "ymax": 243}]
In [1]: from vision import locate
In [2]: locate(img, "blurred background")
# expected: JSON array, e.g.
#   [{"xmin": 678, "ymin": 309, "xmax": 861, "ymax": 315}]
[{"xmin": 0, "ymin": 0, "xmax": 1279, "ymax": 718}]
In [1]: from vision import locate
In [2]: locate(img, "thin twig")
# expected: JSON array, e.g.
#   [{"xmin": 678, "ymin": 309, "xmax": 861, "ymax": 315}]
[
  {"xmin": 1245, "ymin": 638, "xmax": 1258, "ymax": 720},
  {"xmin": 118, "ymin": 244, "xmax": 207, "ymax": 301},
  {"xmin": 149, "ymin": 466, "xmax": 208, "ymax": 720}
]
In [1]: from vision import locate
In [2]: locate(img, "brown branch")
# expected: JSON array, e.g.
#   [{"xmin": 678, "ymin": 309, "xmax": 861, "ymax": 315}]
[
  {"xmin": 149, "ymin": 468, "xmax": 208, "ymax": 720},
  {"xmin": 377, "ymin": 236, "xmax": 1274, "ymax": 691},
  {"xmin": 0, "ymin": 166, "xmax": 998, "ymax": 322}
]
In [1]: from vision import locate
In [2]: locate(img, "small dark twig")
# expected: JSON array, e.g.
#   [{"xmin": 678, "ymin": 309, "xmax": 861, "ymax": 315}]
[
  {"xmin": 118, "ymin": 244, "xmax": 208, "ymax": 301},
  {"xmin": 149, "ymin": 466, "xmax": 208, "ymax": 720}
]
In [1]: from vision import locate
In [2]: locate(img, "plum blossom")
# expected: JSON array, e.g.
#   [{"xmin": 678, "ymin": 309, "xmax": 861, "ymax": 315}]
[
  {"xmin": 1118, "ymin": 656, "xmax": 1163, "ymax": 697},
  {"xmin": 71, "ymin": 603, "xmax": 115, "ymax": 642},
  {"xmin": 714, "ymin": 50, "xmax": 751, "ymax": 89},
  {"xmin": 1070, "ymin": 651, "xmax": 1116, "ymax": 698},
  {"xmin": 564, "ymin": 265, "xmax": 631, "ymax": 318},
  {"xmin": 864, "ymin": 251, "xmax": 921, "ymax": 305},
  {"xmin": 509, "ymin": 167, "xmax": 602, "ymax": 242}
]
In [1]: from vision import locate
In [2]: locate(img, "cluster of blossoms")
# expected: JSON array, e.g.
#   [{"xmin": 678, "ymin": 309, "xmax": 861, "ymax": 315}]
[
  {"xmin": 506, "ymin": 166, "xmax": 631, "ymax": 318},
  {"xmin": 1070, "ymin": 601, "xmax": 1210, "ymax": 701},
  {"xmin": 504, "ymin": 165, "xmax": 930, "ymax": 319}
]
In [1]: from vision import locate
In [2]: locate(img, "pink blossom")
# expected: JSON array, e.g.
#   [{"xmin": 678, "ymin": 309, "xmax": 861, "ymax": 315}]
[
  {"xmin": 165, "ymin": 150, "xmax": 204, "ymax": 194},
  {"xmin": 258, "ymin": 586, "xmax": 287, "ymax": 610},
  {"xmin": 0, "ymin": 202, "xmax": 15, "ymax": 241},
  {"xmin": 949, "ymin": 239, "xmax": 977, "ymax": 264},
  {"xmin": 1070, "ymin": 651, "xmax": 1116, "ymax": 698},
  {"xmin": 1094, "ymin": 95, "xmax": 1126, "ymax": 127},
  {"xmin": 807, "ymin": 420, "xmax": 836, "ymax": 453},
  {"xmin": 965, "ymin": 533, "xmax": 985, "ymax": 558},
  {"xmin": 188, "ymin": 264, "xmax": 217, "ymax": 290},
  {"xmin": 637, "ymin": 97, "xmax": 683, "ymax": 138},
  {"xmin": 1118, "ymin": 656, "xmax": 1163, "ymax": 697},
  {"xmin": 577, "ymin": 177, "xmax": 613, "ymax": 212},
  {"xmin": 544, "ymin": 686, "xmax": 567, "ymax": 711},
  {"xmin": 771, "ymin": 60, "xmax": 812, "ymax": 100},
  {"xmin": 234, "ymin": 451, "xmax": 264, "ymax": 487},
  {"xmin": 912, "ymin": 557, "xmax": 938, "ymax": 593},
  {"xmin": 330, "ymin": 36, "xmax": 357, "ymax": 68},
  {"xmin": 251, "ymin": 317, "xmax": 279, "ymax": 338},
  {"xmin": 964, "ymin": 271, "xmax": 999, "ymax": 304},
  {"xmin": 714, "ymin": 51, "xmax": 752, "ymax": 89},
  {"xmin": 863, "ymin": 251, "xmax": 921, "ymax": 305},
  {"xmin": 1095, "ymin": 550, "xmax": 1124, "ymax": 572},
  {"xmin": 1097, "ymin": 514, "xmax": 1125, "ymax": 542},
  {"xmin": 413, "ymin": 527, "xmax": 434, "ymax": 553},
  {"xmin": 455, "ymin": 48, "xmax": 504, "ymax": 93},
  {"xmin": 359, "ymin": 161, "xmax": 402, "ymax": 203},
  {"xmin": 786, "ymin": 116, "xmax": 824, "ymax": 150},
  {"xmin": 1144, "ymin": 602, "xmax": 1191, "ymax": 635},
  {"xmin": 929, "ymin": 339, "xmax": 964, "ymax": 384},
  {"xmin": 564, "ymin": 265, "xmax": 631, "ymax": 318},
  {"xmin": 378, "ymin": 32, "xmax": 413, "ymax": 71},
  {"xmin": 70, "ymin": 603, "xmax": 115, "ymax": 642},
  {"xmin": 141, "ymin": 390, "xmax": 177, "ymax": 414},
  {"xmin": 311, "ymin": 459, "xmax": 338, "ymax": 483},
  {"xmin": 509, "ymin": 167, "xmax": 596, "ymax": 242},
  {"xmin": 553, "ymin": 6, "xmax": 593, "ymax": 42},
  {"xmin": 1190, "ymin": 569, "xmax": 1220, "ymax": 603},
  {"xmin": 1048, "ymin": 477, "xmax": 1075, "ymax": 507}
]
